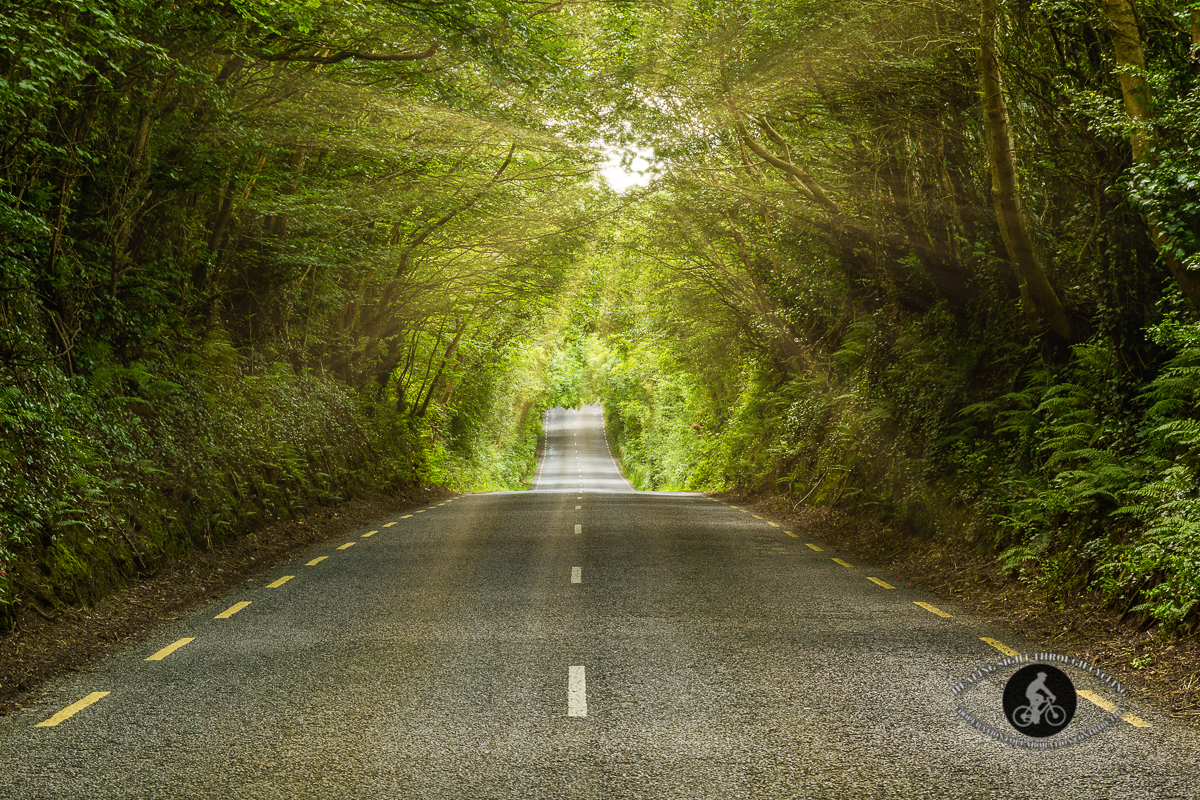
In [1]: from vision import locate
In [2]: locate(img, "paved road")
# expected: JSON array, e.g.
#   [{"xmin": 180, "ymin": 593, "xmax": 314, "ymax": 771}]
[
  {"xmin": 534, "ymin": 404, "xmax": 634, "ymax": 493},
  {"xmin": 0, "ymin": 404, "xmax": 1197, "ymax": 798}
]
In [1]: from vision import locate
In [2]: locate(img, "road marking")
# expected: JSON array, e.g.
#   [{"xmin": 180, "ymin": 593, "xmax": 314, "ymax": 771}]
[
  {"xmin": 914, "ymin": 601, "xmax": 951, "ymax": 618},
  {"xmin": 785, "ymin": 531, "xmax": 798, "ymax": 537},
  {"xmin": 266, "ymin": 575, "xmax": 295, "ymax": 588},
  {"xmin": 307, "ymin": 556, "xmax": 328, "ymax": 566},
  {"xmin": 337, "ymin": 542, "xmax": 356, "ymax": 550},
  {"xmin": 571, "ymin": 567, "xmax": 581, "ymax": 583},
  {"xmin": 766, "ymin": 521, "xmax": 779, "ymax": 527},
  {"xmin": 416, "ymin": 510, "xmax": 426, "ymax": 514},
  {"xmin": 574, "ymin": 524, "xmax": 582, "ymax": 534},
  {"xmin": 361, "ymin": 531, "xmax": 376, "ymax": 538},
  {"xmin": 867, "ymin": 577, "xmax": 895, "ymax": 588},
  {"xmin": 832, "ymin": 558, "xmax": 852, "ymax": 567},
  {"xmin": 980, "ymin": 637, "xmax": 1019, "ymax": 656},
  {"xmin": 740, "ymin": 509, "xmax": 749, "ymax": 513},
  {"xmin": 976, "ymin": 638, "xmax": 1153, "ymax": 728},
  {"xmin": 575, "ymin": 505, "xmax": 581, "ymax": 509},
  {"xmin": 752, "ymin": 514, "xmax": 762, "ymax": 519},
  {"xmin": 804, "ymin": 543, "xmax": 823, "ymax": 551},
  {"xmin": 145, "ymin": 638, "xmax": 195, "ymax": 661},
  {"xmin": 1077, "ymin": 690, "xmax": 1152, "ymax": 727},
  {"xmin": 383, "ymin": 522, "xmax": 396, "ymax": 527},
  {"xmin": 401, "ymin": 514, "xmax": 413, "ymax": 519},
  {"xmin": 568, "ymin": 666, "xmax": 587, "ymax": 717},
  {"xmin": 578, "ymin": 496, "xmax": 582, "ymax": 499},
  {"xmin": 215, "ymin": 601, "xmax": 251, "ymax": 619},
  {"xmin": 36, "ymin": 692, "xmax": 109, "ymax": 727}
]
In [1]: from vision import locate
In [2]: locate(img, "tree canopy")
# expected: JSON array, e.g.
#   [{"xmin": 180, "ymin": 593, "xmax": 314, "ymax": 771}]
[{"xmin": 3, "ymin": 0, "xmax": 1200, "ymax": 634}]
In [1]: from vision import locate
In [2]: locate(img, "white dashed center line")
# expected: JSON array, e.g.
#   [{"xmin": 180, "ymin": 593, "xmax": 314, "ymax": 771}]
[{"xmin": 568, "ymin": 666, "xmax": 587, "ymax": 717}]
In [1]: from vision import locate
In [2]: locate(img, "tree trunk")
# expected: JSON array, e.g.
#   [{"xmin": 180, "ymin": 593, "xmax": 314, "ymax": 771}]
[
  {"xmin": 1191, "ymin": 6, "xmax": 1199, "ymax": 61},
  {"xmin": 1100, "ymin": 0, "xmax": 1200, "ymax": 311},
  {"xmin": 414, "ymin": 320, "xmax": 466, "ymax": 418},
  {"xmin": 980, "ymin": 0, "xmax": 1073, "ymax": 340}
]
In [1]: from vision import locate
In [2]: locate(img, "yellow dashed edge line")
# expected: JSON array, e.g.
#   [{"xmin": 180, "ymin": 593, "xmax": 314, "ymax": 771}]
[
  {"xmin": 979, "ymin": 637, "xmax": 1151, "ymax": 728},
  {"xmin": 215, "ymin": 601, "xmax": 250, "ymax": 619},
  {"xmin": 752, "ymin": 514, "xmax": 763, "ymax": 519},
  {"xmin": 780, "ymin": 526, "xmax": 1148, "ymax": 729},
  {"xmin": 401, "ymin": 514, "xmax": 413, "ymax": 519},
  {"xmin": 766, "ymin": 521, "xmax": 779, "ymax": 528},
  {"xmin": 47, "ymin": 492, "xmax": 471, "ymax": 727},
  {"xmin": 361, "ymin": 531, "xmax": 376, "ymax": 538},
  {"xmin": 36, "ymin": 692, "xmax": 109, "ymax": 727},
  {"xmin": 914, "ymin": 601, "xmax": 951, "ymax": 618},
  {"xmin": 1077, "ymin": 690, "xmax": 1152, "ymax": 728},
  {"xmin": 980, "ymin": 637, "xmax": 1020, "ymax": 656},
  {"xmin": 145, "ymin": 638, "xmax": 194, "ymax": 662}
]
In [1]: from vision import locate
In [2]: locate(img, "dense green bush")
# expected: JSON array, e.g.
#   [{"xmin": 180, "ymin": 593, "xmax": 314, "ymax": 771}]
[
  {"xmin": 0, "ymin": 0, "xmax": 599, "ymax": 628},
  {"xmin": 0, "ymin": 341, "xmax": 419, "ymax": 626},
  {"xmin": 594, "ymin": 292, "xmax": 1200, "ymax": 633}
]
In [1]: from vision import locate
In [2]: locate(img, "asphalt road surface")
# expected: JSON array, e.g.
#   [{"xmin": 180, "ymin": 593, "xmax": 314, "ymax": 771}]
[{"xmin": 1, "ymin": 404, "xmax": 1197, "ymax": 799}]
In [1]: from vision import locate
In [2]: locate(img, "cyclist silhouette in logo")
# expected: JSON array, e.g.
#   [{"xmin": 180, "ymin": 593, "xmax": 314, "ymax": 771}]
[
  {"xmin": 1024, "ymin": 671, "xmax": 1056, "ymax": 724},
  {"xmin": 1011, "ymin": 670, "xmax": 1067, "ymax": 728}
]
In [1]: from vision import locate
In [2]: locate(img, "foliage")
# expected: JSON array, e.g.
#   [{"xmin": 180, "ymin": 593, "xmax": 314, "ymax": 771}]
[
  {"xmin": 579, "ymin": 0, "xmax": 1200, "ymax": 638},
  {"xmin": 0, "ymin": 0, "xmax": 602, "ymax": 628},
  {"xmin": 5, "ymin": 0, "xmax": 1200, "ymax": 645}
]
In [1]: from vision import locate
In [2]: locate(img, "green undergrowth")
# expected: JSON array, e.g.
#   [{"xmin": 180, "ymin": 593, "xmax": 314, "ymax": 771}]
[
  {"xmin": 594, "ymin": 307, "xmax": 1200, "ymax": 638},
  {"xmin": 0, "ymin": 334, "xmax": 533, "ymax": 632},
  {"xmin": 431, "ymin": 295, "xmax": 598, "ymax": 493}
]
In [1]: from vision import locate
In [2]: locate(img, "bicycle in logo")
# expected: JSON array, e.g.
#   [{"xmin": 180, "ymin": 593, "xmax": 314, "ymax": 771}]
[{"xmin": 1011, "ymin": 697, "xmax": 1067, "ymax": 728}]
